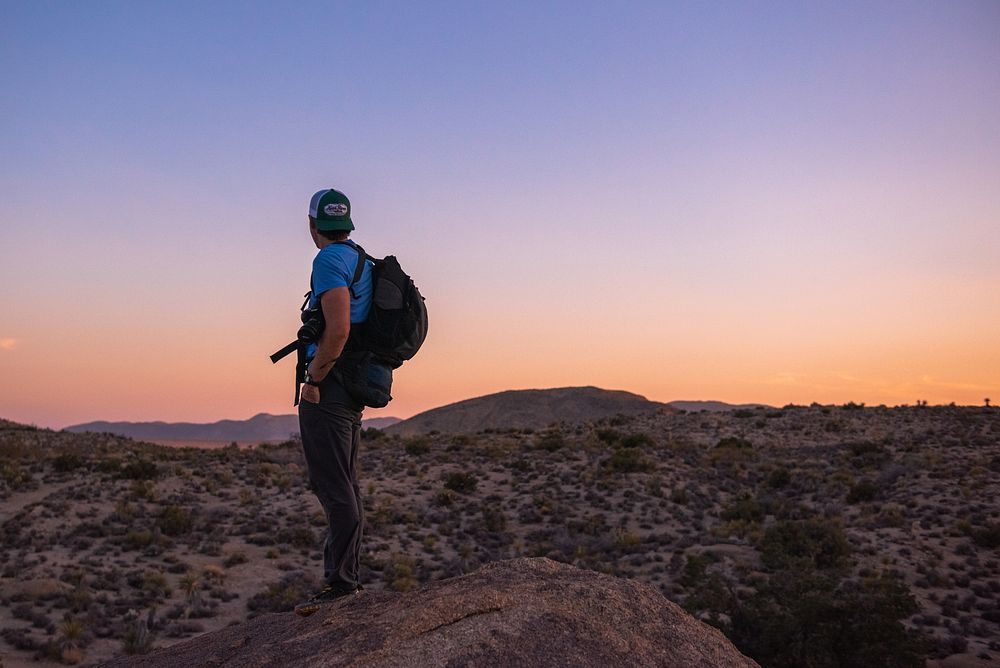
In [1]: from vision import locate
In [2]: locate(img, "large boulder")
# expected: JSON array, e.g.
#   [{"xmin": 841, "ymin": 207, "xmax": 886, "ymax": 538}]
[{"xmin": 102, "ymin": 558, "xmax": 758, "ymax": 667}]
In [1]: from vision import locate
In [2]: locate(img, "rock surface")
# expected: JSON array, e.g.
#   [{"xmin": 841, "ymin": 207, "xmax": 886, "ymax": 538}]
[{"xmin": 102, "ymin": 558, "xmax": 758, "ymax": 668}]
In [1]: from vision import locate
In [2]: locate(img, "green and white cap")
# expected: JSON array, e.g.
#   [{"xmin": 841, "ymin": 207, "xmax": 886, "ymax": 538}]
[{"xmin": 309, "ymin": 189, "xmax": 354, "ymax": 231}]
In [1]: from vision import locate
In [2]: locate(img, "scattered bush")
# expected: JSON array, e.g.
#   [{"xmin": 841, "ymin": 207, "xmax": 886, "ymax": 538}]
[
  {"xmin": 121, "ymin": 614, "xmax": 154, "ymax": 655},
  {"xmin": 124, "ymin": 530, "xmax": 154, "ymax": 551},
  {"xmin": 715, "ymin": 437, "xmax": 753, "ymax": 450},
  {"xmin": 759, "ymin": 518, "xmax": 852, "ymax": 572},
  {"xmin": 51, "ymin": 452, "xmax": 85, "ymax": 473},
  {"xmin": 766, "ymin": 467, "xmax": 791, "ymax": 489},
  {"xmin": 606, "ymin": 448, "xmax": 653, "ymax": 473},
  {"xmin": 246, "ymin": 571, "xmax": 316, "ymax": 616},
  {"xmin": 720, "ymin": 494, "xmax": 765, "ymax": 523},
  {"xmin": 534, "ymin": 431, "xmax": 566, "ymax": 452},
  {"xmin": 404, "ymin": 438, "xmax": 430, "ymax": 455},
  {"xmin": 620, "ymin": 433, "xmax": 654, "ymax": 448},
  {"xmin": 117, "ymin": 460, "xmax": 159, "ymax": 480},
  {"xmin": 157, "ymin": 506, "xmax": 193, "ymax": 536},
  {"xmin": 223, "ymin": 552, "xmax": 249, "ymax": 568},
  {"xmin": 387, "ymin": 556, "xmax": 418, "ymax": 592},
  {"xmin": 595, "ymin": 428, "xmax": 620, "ymax": 444},
  {"xmin": 847, "ymin": 480, "xmax": 879, "ymax": 504},
  {"xmin": 443, "ymin": 472, "xmax": 477, "ymax": 494},
  {"xmin": 671, "ymin": 487, "xmax": 689, "ymax": 505}
]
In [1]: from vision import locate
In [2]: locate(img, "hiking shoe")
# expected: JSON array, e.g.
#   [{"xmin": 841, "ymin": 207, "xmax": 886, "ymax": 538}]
[{"xmin": 293, "ymin": 584, "xmax": 360, "ymax": 617}]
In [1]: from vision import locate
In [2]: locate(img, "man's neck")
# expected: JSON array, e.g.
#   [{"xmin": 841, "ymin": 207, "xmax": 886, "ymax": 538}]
[{"xmin": 317, "ymin": 236, "xmax": 350, "ymax": 249}]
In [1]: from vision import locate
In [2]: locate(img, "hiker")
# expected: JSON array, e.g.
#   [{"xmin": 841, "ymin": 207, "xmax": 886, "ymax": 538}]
[
  {"xmin": 293, "ymin": 188, "xmax": 373, "ymax": 615},
  {"xmin": 270, "ymin": 187, "xmax": 427, "ymax": 615}
]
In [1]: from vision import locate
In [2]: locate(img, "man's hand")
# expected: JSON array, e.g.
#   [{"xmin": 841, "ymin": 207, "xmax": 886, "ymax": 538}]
[{"xmin": 301, "ymin": 383, "xmax": 321, "ymax": 404}]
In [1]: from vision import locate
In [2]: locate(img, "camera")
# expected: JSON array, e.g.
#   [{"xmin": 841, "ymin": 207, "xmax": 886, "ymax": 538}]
[{"xmin": 298, "ymin": 307, "xmax": 325, "ymax": 343}]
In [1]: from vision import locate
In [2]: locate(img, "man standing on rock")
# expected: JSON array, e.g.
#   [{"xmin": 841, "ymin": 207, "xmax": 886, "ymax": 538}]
[{"xmin": 294, "ymin": 188, "xmax": 373, "ymax": 616}]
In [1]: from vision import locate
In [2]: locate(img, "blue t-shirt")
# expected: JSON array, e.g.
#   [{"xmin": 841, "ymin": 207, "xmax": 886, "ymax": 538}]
[{"xmin": 306, "ymin": 240, "xmax": 373, "ymax": 359}]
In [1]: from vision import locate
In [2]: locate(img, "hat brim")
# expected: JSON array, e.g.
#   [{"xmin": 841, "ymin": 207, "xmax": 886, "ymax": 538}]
[{"xmin": 315, "ymin": 218, "xmax": 354, "ymax": 232}]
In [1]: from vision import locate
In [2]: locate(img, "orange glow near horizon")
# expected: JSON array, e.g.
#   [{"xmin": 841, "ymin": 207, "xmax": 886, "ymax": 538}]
[{"xmin": 2, "ymin": 263, "xmax": 998, "ymax": 429}]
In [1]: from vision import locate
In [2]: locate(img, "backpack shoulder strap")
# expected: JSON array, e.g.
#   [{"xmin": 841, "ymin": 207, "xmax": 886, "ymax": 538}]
[{"xmin": 334, "ymin": 241, "xmax": 368, "ymax": 299}]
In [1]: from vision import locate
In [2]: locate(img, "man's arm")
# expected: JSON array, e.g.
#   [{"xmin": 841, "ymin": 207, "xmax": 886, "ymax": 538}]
[{"xmin": 307, "ymin": 286, "xmax": 351, "ymax": 383}]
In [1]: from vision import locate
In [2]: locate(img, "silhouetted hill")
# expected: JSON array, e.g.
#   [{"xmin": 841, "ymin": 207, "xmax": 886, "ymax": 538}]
[
  {"xmin": 65, "ymin": 413, "xmax": 401, "ymax": 443},
  {"xmin": 101, "ymin": 558, "xmax": 758, "ymax": 668},
  {"xmin": 386, "ymin": 386, "xmax": 668, "ymax": 436},
  {"xmin": 0, "ymin": 418, "xmax": 38, "ymax": 430}
]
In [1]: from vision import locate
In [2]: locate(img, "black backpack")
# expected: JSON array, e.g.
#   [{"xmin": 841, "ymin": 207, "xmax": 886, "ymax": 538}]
[
  {"xmin": 270, "ymin": 242, "xmax": 428, "ymax": 407},
  {"xmin": 345, "ymin": 244, "xmax": 428, "ymax": 368}
]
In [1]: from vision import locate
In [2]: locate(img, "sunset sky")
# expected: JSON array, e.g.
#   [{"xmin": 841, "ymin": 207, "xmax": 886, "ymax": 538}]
[{"xmin": 2, "ymin": 1, "xmax": 999, "ymax": 429}]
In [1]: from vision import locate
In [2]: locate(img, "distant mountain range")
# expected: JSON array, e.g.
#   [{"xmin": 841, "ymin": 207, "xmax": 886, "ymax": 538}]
[
  {"xmin": 65, "ymin": 413, "xmax": 401, "ymax": 444},
  {"xmin": 62, "ymin": 390, "xmax": 771, "ymax": 442}
]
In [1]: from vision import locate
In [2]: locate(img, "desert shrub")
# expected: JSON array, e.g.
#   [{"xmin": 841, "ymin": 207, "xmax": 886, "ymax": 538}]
[
  {"xmin": 124, "ymin": 530, "xmax": 154, "ymax": 551},
  {"xmin": 51, "ymin": 452, "xmax": 85, "ymax": 473},
  {"xmin": 481, "ymin": 505, "xmax": 507, "ymax": 533},
  {"xmin": 434, "ymin": 489, "xmax": 458, "ymax": 506},
  {"xmin": 118, "ymin": 460, "xmax": 158, "ymax": 480},
  {"xmin": 766, "ymin": 466, "xmax": 791, "ymax": 489},
  {"xmin": 93, "ymin": 458, "xmax": 122, "ymax": 474},
  {"xmin": 0, "ymin": 461, "xmax": 32, "ymax": 489},
  {"xmin": 12, "ymin": 603, "xmax": 52, "ymax": 630},
  {"xmin": 507, "ymin": 458, "xmax": 532, "ymax": 472},
  {"xmin": 121, "ymin": 614, "xmax": 153, "ymax": 655},
  {"xmin": 223, "ymin": 552, "xmax": 248, "ymax": 568},
  {"xmin": 595, "ymin": 428, "xmax": 620, "ymax": 444},
  {"xmin": 962, "ymin": 521, "xmax": 1000, "ymax": 549},
  {"xmin": 727, "ymin": 571, "xmax": 926, "ymax": 668},
  {"xmin": 535, "ymin": 431, "xmax": 566, "ymax": 452},
  {"xmin": 620, "ymin": 433, "xmax": 654, "ymax": 448},
  {"xmin": 59, "ymin": 616, "xmax": 85, "ymax": 649},
  {"xmin": 671, "ymin": 487, "xmax": 689, "ymax": 505},
  {"xmin": 387, "ymin": 556, "xmax": 418, "ymax": 592},
  {"xmin": 157, "ymin": 506, "xmax": 193, "ymax": 536},
  {"xmin": 847, "ymin": 480, "xmax": 879, "ymax": 504},
  {"xmin": 847, "ymin": 442, "xmax": 889, "ymax": 468},
  {"xmin": 759, "ymin": 518, "xmax": 852, "ymax": 572},
  {"xmin": 715, "ymin": 436, "xmax": 753, "ymax": 450},
  {"xmin": 842, "ymin": 401, "xmax": 866, "ymax": 410},
  {"xmin": 130, "ymin": 480, "xmax": 157, "ymax": 501},
  {"xmin": 934, "ymin": 635, "xmax": 968, "ymax": 658},
  {"xmin": 276, "ymin": 527, "xmax": 316, "ymax": 549},
  {"xmin": 361, "ymin": 427, "xmax": 385, "ymax": 440},
  {"xmin": 443, "ymin": 472, "xmax": 477, "ymax": 494},
  {"xmin": 720, "ymin": 494, "xmax": 765, "ymax": 523},
  {"xmin": 404, "ymin": 438, "xmax": 430, "ymax": 455},
  {"xmin": 680, "ymin": 553, "xmax": 733, "ymax": 623},
  {"xmin": 139, "ymin": 571, "xmax": 171, "ymax": 599},
  {"xmin": 2, "ymin": 626, "xmax": 41, "ymax": 651},
  {"xmin": 614, "ymin": 528, "xmax": 642, "ymax": 551},
  {"xmin": 606, "ymin": 448, "xmax": 653, "ymax": 473},
  {"xmin": 246, "ymin": 571, "xmax": 316, "ymax": 616}
]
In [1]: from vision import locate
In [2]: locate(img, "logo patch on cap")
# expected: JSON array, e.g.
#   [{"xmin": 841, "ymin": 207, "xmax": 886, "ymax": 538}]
[{"xmin": 324, "ymin": 203, "xmax": 348, "ymax": 216}]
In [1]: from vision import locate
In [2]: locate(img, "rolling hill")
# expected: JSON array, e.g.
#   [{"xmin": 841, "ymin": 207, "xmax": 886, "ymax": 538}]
[{"xmin": 384, "ymin": 386, "xmax": 670, "ymax": 436}]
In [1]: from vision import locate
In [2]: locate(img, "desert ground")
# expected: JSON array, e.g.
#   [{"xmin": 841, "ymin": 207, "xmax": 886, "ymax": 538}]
[{"xmin": 1, "ymin": 405, "xmax": 998, "ymax": 667}]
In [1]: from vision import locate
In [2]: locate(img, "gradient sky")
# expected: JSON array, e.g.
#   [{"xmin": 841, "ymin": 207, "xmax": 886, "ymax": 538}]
[{"xmin": 2, "ymin": 1, "xmax": 999, "ymax": 429}]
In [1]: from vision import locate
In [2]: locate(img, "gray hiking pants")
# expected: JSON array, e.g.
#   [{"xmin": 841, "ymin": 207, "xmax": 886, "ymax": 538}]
[{"xmin": 298, "ymin": 378, "xmax": 364, "ymax": 588}]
